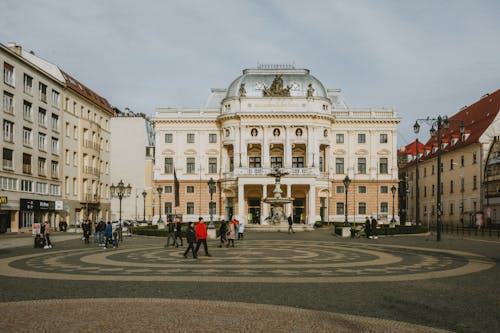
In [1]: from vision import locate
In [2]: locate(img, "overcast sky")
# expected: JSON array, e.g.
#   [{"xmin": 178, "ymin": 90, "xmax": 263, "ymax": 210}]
[{"xmin": 1, "ymin": 0, "xmax": 499, "ymax": 145}]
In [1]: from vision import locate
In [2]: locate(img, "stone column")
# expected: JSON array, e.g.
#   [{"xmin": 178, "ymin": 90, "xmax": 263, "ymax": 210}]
[
  {"xmin": 238, "ymin": 183, "xmax": 245, "ymax": 223},
  {"xmin": 307, "ymin": 126, "xmax": 314, "ymax": 167},
  {"xmin": 262, "ymin": 184, "xmax": 269, "ymax": 225},
  {"xmin": 285, "ymin": 127, "xmax": 292, "ymax": 169},
  {"xmin": 308, "ymin": 184, "xmax": 316, "ymax": 225},
  {"xmin": 234, "ymin": 127, "xmax": 241, "ymax": 168},
  {"xmin": 221, "ymin": 146, "xmax": 228, "ymax": 173},
  {"xmin": 263, "ymin": 127, "xmax": 270, "ymax": 168},
  {"xmin": 286, "ymin": 184, "xmax": 292, "ymax": 216}
]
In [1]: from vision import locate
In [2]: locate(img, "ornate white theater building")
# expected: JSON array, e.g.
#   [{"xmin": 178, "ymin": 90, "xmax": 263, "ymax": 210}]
[{"xmin": 153, "ymin": 66, "xmax": 400, "ymax": 227}]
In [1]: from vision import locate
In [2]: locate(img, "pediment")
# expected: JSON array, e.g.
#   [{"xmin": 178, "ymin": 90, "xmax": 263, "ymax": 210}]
[
  {"xmin": 333, "ymin": 149, "xmax": 346, "ymax": 155},
  {"xmin": 355, "ymin": 149, "xmax": 369, "ymax": 156},
  {"xmin": 206, "ymin": 149, "xmax": 219, "ymax": 155},
  {"xmin": 377, "ymin": 149, "xmax": 391, "ymax": 156},
  {"xmin": 161, "ymin": 149, "xmax": 176, "ymax": 156},
  {"xmin": 184, "ymin": 149, "xmax": 197, "ymax": 155}
]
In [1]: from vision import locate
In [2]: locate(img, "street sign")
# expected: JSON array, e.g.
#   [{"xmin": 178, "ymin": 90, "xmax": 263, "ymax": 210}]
[{"xmin": 0, "ymin": 196, "xmax": 7, "ymax": 204}]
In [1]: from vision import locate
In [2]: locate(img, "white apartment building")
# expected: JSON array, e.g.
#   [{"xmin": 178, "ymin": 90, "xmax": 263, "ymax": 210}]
[
  {"xmin": 110, "ymin": 108, "xmax": 155, "ymax": 221},
  {"xmin": 153, "ymin": 66, "xmax": 400, "ymax": 226}
]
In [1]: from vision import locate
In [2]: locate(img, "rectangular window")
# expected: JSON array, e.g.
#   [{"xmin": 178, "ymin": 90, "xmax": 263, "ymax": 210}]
[
  {"xmin": 164, "ymin": 157, "xmax": 173, "ymax": 174},
  {"xmin": 23, "ymin": 127, "xmax": 32, "ymax": 146},
  {"xmin": 186, "ymin": 157, "xmax": 195, "ymax": 174},
  {"xmin": 358, "ymin": 185, "xmax": 367, "ymax": 194},
  {"xmin": 186, "ymin": 133, "xmax": 195, "ymax": 143},
  {"xmin": 249, "ymin": 157, "xmax": 261, "ymax": 168},
  {"xmin": 357, "ymin": 158, "xmax": 366, "ymax": 174},
  {"xmin": 3, "ymin": 62, "xmax": 14, "ymax": 86},
  {"xmin": 73, "ymin": 152, "xmax": 78, "ymax": 166},
  {"xmin": 22, "ymin": 153, "xmax": 32, "ymax": 174},
  {"xmin": 38, "ymin": 133, "xmax": 46, "ymax": 151},
  {"xmin": 164, "ymin": 133, "xmax": 173, "ymax": 143},
  {"xmin": 358, "ymin": 202, "xmax": 366, "ymax": 215},
  {"xmin": 380, "ymin": 202, "xmax": 388, "ymax": 213},
  {"xmin": 380, "ymin": 133, "xmax": 388, "ymax": 143},
  {"xmin": 49, "ymin": 184, "xmax": 60, "ymax": 195},
  {"xmin": 36, "ymin": 182, "xmax": 47, "ymax": 194},
  {"xmin": 23, "ymin": 74, "xmax": 33, "ymax": 94},
  {"xmin": 38, "ymin": 157, "xmax": 47, "ymax": 176},
  {"xmin": 23, "ymin": 101, "xmax": 32, "ymax": 120},
  {"xmin": 336, "ymin": 133, "xmax": 344, "ymax": 144},
  {"xmin": 380, "ymin": 186, "xmax": 388, "ymax": 193},
  {"xmin": 450, "ymin": 159, "xmax": 454, "ymax": 170},
  {"xmin": 65, "ymin": 176, "xmax": 70, "ymax": 194},
  {"xmin": 358, "ymin": 133, "xmax": 366, "ymax": 144},
  {"xmin": 164, "ymin": 185, "xmax": 172, "ymax": 193},
  {"xmin": 292, "ymin": 157, "xmax": 304, "ymax": 168},
  {"xmin": 209, "ymin": 133, "xmax": 217, "ymax": 143},
  {"xmin": 3, "ymin": 120, "xmax": 14, "ymax": 142},
  {"xmin": 424, "ymin": 167, "xmax": 427, "ymax": 177},
  {"xmin": 461, "ymin": 155, "xmax": 465, "ymax": 167},
  {"xmin": 51, "ymin": 90, "xmax": 60, "ymax": 107},
  {"xmin": 450, "ymin": 203, "xmax": 454, "ymax": 215},
  {"xmin": 187, "ymin": 202, "xmax": 195, "ymax": 215},
  {"xmin": 3, "ymin": 91, "xmax": 14, "ymax": 113},
  {"xmin": 271, "ymin": 157, "xmax": 282, "ymax": 168},
  {"xmin": 38, "ymin": 108, "xmax": 46, "ymax": 126},
  {"xmin": 51, "ymin": 113, "xmax": 59, "ymax": 131},
  {"xmin": 336, "ymin": 186, "xmax": 344, "ymax": 194},
  {"xmin": 39, "ymin": 82, "xmax": 47, "ymax": 102},
  {"xmin": 186, "ymin": 186, "xmax": 194, "ymax": 193},
  {"xmin": 165, "ymin": 202, "xmax": 173, "ymax": 214},
  {"xmin": 65, "ymin": 122, "xmax": 70, "ymax": 137},
  {"xmin": 208, "ymin": 158, "xmax": 217, "ymax": 173},
  {"xmin": 51, "ymin": 161, "xmax": 59, "ymax": 178},
  {"xmin": 0, "ymin": 176, "xmax": 18, "ymax": 190},
  {"xmin": 379, "ymin": 158, "xmax": 388, "ymax": 174},
  {"xmin": 2, "ymin": 148, "xmax": 13, "ymax": 170},
  {"xmin": 432, "ymin": 184, "xmax": 435, "ymax": 196},
  {"xmin": 51, "ymin": 137, "xmax": 59, "ymax": 154},
  {"xmin": 473, "ymin": 175, "xmax": 477, "ymax": 190},
  {"xmin": 472, "ymin": 151, "xmax": 477, "ymax": 164},
  {"xmin": 335, "ymin": 158, "xmax": 344, "ymax": 174},
  {"xmin": 73, "ymin": 178, "xmax": 77, "ymax": 195},
  {"xmin": 450, "ymin": 180, "xmax": 454, "ymax": 193},
  {"xmin": 21, "ymin": 179, "xmax": 33, "ymax": 192},
  {"xmin": 461, "ymin": 177, "xmax": 465, "ymax": 192},
  {"xmin": 73, "ymin": 125, "xmax": 78, "ymax": 139},
  {"xmin": 424, "ymin": 186, "xmax": 427, "ymax": 197},
  {"xmin": 336, "ymin": 202, "xmax": 344, "ymax": 215}
]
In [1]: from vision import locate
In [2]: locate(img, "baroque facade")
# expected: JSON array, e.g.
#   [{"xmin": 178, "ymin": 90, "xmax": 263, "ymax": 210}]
[{"xmin": 153, "ymin": 66, "xmax": 400, "ymax": 226}]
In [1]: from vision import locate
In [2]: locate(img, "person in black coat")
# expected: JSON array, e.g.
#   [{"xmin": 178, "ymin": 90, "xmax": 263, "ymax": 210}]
[
  {"xmin": 82, "ymin": 220, "xmax": 92, "ymax": 244},
  {"xmin": 371, "ymin": 217, "xmax": 378, "ymax": 239},
  {"xmin": 183, "ymin": 222, "xmax": 197, "ymax": 259},
  {"xmin": 218, "ymin": 221, "xmax": 228, "ymax": 248},
  {"xmin": 364, "ymin": 216, "xmax": 371, "ymax": 239},
  {"xmin": 174, "ymin": 221, "xmax": 183, "ymax": 247}
]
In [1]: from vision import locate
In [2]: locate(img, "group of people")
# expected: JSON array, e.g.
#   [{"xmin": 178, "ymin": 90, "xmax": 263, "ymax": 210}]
[
  {"xmin": 82, "ymin": 220, "xmax": 119, "ymax": 249},
  {"xmin": 37, "ymin": 221, "xmax": 52, "ymax": 249},
  {"xmin": 364, "ymin": 216, "xmax": 379, "ymax": 239},
  {"xmin": 218, "ymin": 218, "xmax": 244, "ymax": 248}
]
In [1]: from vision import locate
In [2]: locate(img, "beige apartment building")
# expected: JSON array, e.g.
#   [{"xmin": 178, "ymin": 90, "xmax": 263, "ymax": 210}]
[
  {"xmin": 153, "ymin": 66, "xmax": 400, "ymax": 226},
  {"xmin": 0, "ymin": 42, "xmax": 114, "ymax": 232},
  {"xmin": 400, "ymin": 89, "xmax": 500, "ymax": 227}
]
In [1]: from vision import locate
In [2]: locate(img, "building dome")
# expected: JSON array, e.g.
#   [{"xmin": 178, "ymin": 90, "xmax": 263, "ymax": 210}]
[{"xmin": 225, "ymin": 65, "xmax": 329, "ymax": 100}]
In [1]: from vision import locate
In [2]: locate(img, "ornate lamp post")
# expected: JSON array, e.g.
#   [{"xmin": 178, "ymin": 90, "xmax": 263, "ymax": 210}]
[
  {"xmin": 343, "ymin": 175, "xmax": 351, "ymax": 226},
  {"xmin": 142, "ymin": 190, "xmax": 147, "ymax": 223},
  {"xmin": 207, "ymin": 177, "xmax": 216, "ymax": 229},
  {"xmin": 157, "ymin": 186, "xmax": 163, "ymax": 224},
  {"xmin": 391, "ymin": 185, "xmax": 397, "ymax": 224},
  {"xmin": 110, "ymin": 180, "xmax": 132, "ymax": 241},
  {"xmin": 414, "ymin": 116, "xmax": 465, "ymax": 241}
]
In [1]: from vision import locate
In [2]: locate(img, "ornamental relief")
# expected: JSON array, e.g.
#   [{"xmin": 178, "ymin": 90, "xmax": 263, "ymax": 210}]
[
  {"xmin": 332, "ymin": 149, "xmax": 346, "ymax": 155},
  {"xmin": 161, "ymin": 149, "xmax": 176, "ymax": 156},
  {"xmin": 355, "ymin": 149, "xmax": 369, "ymax": 156},
  {"xmin": 377, "ymin": 149, "xmax": 391, "ymax": 156},
  {"xmin": 184, "ymin": 149, "xmax": 197, "ymax": 155}
]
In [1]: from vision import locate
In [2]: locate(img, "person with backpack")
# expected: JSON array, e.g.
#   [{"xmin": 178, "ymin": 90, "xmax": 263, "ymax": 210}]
[
  {"xmin": 183, "ymin": 222, "xmax": 197, "ymax": 259},
  {"xmin": 165, "ymin": 218, "xmax": 177, "ymax": 247},
  {"xmin": 174, "ymin": 220, "xmax": 183, "ymax": 247}
]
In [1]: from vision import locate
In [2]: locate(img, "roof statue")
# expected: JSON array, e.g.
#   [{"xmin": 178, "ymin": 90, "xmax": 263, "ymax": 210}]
[
  {"xmin": 307, "ymin": 83, "xmax": 314, "ymax": 97},
  {"xmin": 239, "ymin": 83, "xmax": 246, "ymax": 97},
  {"xmin": 263, "ymin": 75, "xmax": 291, "ymax": 97}
]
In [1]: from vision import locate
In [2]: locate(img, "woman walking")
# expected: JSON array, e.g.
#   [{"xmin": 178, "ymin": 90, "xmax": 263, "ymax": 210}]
[{"xmin": 227, "ymin": 220, "xmax": 235, "ymax": 248}]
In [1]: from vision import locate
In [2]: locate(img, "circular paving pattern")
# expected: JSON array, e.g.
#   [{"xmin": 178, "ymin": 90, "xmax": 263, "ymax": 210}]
[
  {"xmin": 0, "ymin": 298, "xmax": 453, "ymax": 333},
  {"xmin": 0, "ymin": 240, "xmax": 493, "ymax": 283}
]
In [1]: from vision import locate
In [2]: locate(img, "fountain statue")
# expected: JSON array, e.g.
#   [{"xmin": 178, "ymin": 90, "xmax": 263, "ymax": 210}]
[{"xmin": 263, "ymin": 167, "xmax": 293, "ymax": 224}]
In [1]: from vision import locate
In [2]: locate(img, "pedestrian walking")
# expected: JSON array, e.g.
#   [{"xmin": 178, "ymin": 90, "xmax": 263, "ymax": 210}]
[
  {"xmin": 237, "ymin": 219, "xmax": 245, "ymax": 240},
  {"xmin": 97, "ymin": 220, "xmax": 106, "ymax": 246},
  {"xmin": 371, "ymin": 216, "xmax": 378, "ymax": 239},
  {"xmin": 43, "ymin": 221, "xmax": 52, "ymax": 249},
  {"xmin": 288, "ymin": 215, "xmax": 295, "ymax": 234},
  {"xmin": 364, "ymin": 216, "xmax": 371, "ymax": 239},
  {"xmin": 174, "ymin": 220, "xmax": 183, "ymax": 247},
  {"xmin": 104, "ymin": 221, "xmax": 113, "ymax": 249},
  {"xmin": 183, "ymin": 222, "xmax": 197, "ymax": 259},
  {"xmin": 165, "ymin": 218, "xmax": 177, "ymax": 247},
  {"xmin": 82, "ymin": 220, "xmax": 91, "ymax": 244},
  {"xmin": 194, "ymin": 217, "xmax": 211, "ymax": 257},
  {"xmin": 227, "ymin": 220, "xmax": 236, "ymax": 248},
  {"xmin": 218, "ymin": 221, "xmax": 228, "ymax": 247}
]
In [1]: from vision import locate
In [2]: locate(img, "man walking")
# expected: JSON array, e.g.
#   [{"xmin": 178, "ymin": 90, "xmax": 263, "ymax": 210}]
[
  {"xmin": 174, "ymin": 220, "xmax": 183, "ymax": 247},
  {"xmin": 364, "ymin": 216, "xmax": 371, "ymax": 239},
  {"xmin": 288, "ymin": 215, "xmax": 295, "ymax": 234},
  {"xmin": 194, "ymin": 217, "xmax": 211, "ymax": 257},
  {"xmin": 183, "ymin": 222, "xmax": 197, "ymax": 259},
  {"xmin": 165, "ymin": 218, "xmax": 177, "ymax": 247}
]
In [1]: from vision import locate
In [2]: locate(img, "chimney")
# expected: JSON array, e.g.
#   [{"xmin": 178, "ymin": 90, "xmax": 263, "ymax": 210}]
[{"xmin": 6, "ymin": 43, "xmax": 22, "ymax": 56}]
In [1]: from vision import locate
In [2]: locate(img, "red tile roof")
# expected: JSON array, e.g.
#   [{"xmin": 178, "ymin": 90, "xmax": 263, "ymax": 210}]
[
  {"xmin": 60, "ymin": 70, "xmax": 115, "ymax": 115},
  {"xmin": 398, "ymin": 140, "xmax": 425, "ymax": 156}
]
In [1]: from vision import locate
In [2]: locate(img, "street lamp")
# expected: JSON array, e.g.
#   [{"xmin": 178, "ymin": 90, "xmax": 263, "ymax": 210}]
[
  {"xmin": 391, "ymin": 185, "xmax": 397, "ymax": 223},
  {"xmin": 110, "ymin": 180, "xmax": 132, "ymax": 241},
  {"xmin": 157, "ymin": 186, "xmax": 163, "ymax": 224},
  {"xmin": 343, "ymin": 175, "xmax": 351, "ymax": 226},
  {"xmin": 207, "ymin": 177, "xmax": 216, "ymax": 229},
  {"xmin": 414, "ymin": 116, "xmax": 465, "ymax": 241},
  {"xmin": 142, "ymin": 190, "xmax": 147, "ymax": 223}
]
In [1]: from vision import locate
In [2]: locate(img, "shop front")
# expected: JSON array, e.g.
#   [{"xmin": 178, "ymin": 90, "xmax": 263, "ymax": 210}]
[{"xmin": 19, "ymin": 199, "xmax": 61, "ymax": 230}]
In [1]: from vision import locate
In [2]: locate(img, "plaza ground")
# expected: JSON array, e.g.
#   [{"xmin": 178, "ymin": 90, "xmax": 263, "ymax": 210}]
[{"xmin": 0, "ymin": 229, "xmax": 498, "ymax": 332}]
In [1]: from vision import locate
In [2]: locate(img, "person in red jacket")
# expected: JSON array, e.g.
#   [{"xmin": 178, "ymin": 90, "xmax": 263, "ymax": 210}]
[{"xmin": 194, "ymin": 217, "xmax": 211, "ymax": 257}]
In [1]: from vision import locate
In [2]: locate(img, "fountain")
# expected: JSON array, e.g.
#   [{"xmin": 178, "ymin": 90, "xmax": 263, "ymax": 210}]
[{"xmin": 263, "ymin": 167, "xmax": 293, "ymax": 225}]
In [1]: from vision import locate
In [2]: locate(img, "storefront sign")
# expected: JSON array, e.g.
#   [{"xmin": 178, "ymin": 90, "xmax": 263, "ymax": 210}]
[
  {"xmin": 20, "ymin": 199, "xmax": 55, "ymax": 211},
  {"xmin": 55, "ymin": 201, "xmax": 63, "ymax": 210},
  {"xmin": 0, "ymin": 196, "xmax": 7, "ymax": 204}
]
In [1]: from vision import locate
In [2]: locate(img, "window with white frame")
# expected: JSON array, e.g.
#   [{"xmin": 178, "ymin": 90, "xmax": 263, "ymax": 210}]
[
  {"xmin": 209, "ymin": 133, "xmax": 217, "ymax": 143},
  {"xmin": 21, "ymin": 179, "xmax": 33, "ymax": 192},
  {"xmin": 3, "ymin": 91, "xmax": 14, "ymax": 113},
  {"xmin": 65, "ymin": 122, "xmax": 70, "ymax": 137},
  {"xmin": 336, "ymin": 202, "xmax": 344, "ymax": 215},
  {"xmin": 39, "ymin": 82, "xmax": 47, "ymax": 102},
  {"xmin": 358, "ymin": 133, "xmax": 366, "ymax": 144},
  {"xmin": 51, "ymin": 161, "xmax": 59, "ymax": 178},
  {"xmin": 336, "ymin": 186, "xmax": 344, "ymax": 193},
  {"xmin": 38, "ymin": 133, "xmax": 46, "ymax": 151},
  {"xmin": 23, "ymin": 127, "xmax": 32, "ymax": 146},
  {"xmin": 164, "ymin": 185, "xmax": 172, "ymax": 193},
  {"xmin": 23, "ymin": 74, "xmax": 33, "ymax": 94},
  {"xmin": 187, "ymin": 202, "xmax": 195, "ymax": 214},
  {"xmin": 49, "ymin": 184, "xmax": 60, "ymax": 195},
  {"xmin": 0, "ymin": 176, "xmax": 17, "ymax": 190},
  {"xmin": 2, "ymin": 148, "xmax": 13, "ymax": 170},
  {"xmin": 36, "ymin": 182, "xmax": 47, "ymax": 194},
  {"xmin": 358, "ymin": 185, "xmax": 367, "ymax": 194},
  {"xmin": 51, "ymin": 90, "xmax": 60, "ymax": 107},
  {"xmin": 65, "ymin": 149, "xmax": 70, "ymax": 164},
  {"xmin": 51, "ymin": 113, "xmax": 59, "ymax": 131},
  {"xmin": 65, "ymin": 176, "xmax": 70, "ymax": 194},
  {"xmin": 186, "ymin": 186, "xmax": 194, "ymax": 193},
  {"xmin": 358, "ymin": 202, "xmax": 367, "ymax": 215},
  {"xmin": 38, "ymin": 157, "xmax": 46, "ymax": 176},
  {"xmin": 73, "ymin": 125, "xmax": 78, "ymax": 139},
  {"xmin": 23, "ymin": 101, "xmax": 32, "ymax": 121},
  {"xmin": 208, "ymin": 158, "xmax": 217, "ymax": 173},
  {"xmin": 3, "ymin": 62, "xmax": 14, "ymax": 86},
  {"xmin": 3, "ymin": 120, "xmax": 14, "ymax": 142},
  {"xmin": 335, "ymin": 158, "xmax": 344, "ymax": 174},
  {"xmin": 357, "ymin": 157, "xmax": 366, "ymax": 174},
  {"xmin": 51, "ymin": 137, "xmax": 59, "ymax": 154},
  {"xmin": 380, "ymin": 133, "xmax": 388, "ymax": 143},
  {"xmin": 380, "ymin": 202, "xmax": 388, "ymax": 213},
  {"xmin": 336, "ymin": 133, "xmax": 344, "ymax": 144},
  {"xmin": 73, "ymin": 152, "xmax": 78, "ymax": 166},
  {"xmin": 164, "ymin": 158, "xmax": 173, "ymax": 174},
  {"xmin": 186, "ymin": 157, "xmax": 195, "ymax": 174},
  {"xmin": 187, "ymin": 133, "xmax": 195, "ymax": 143},
  {"xmin": 379, "ymin": 158, "xmax": 388, "ymax": 174},
  {"xmin": 165, "ymin": 133, "xmax": 173, "ymax": 143},
  {"xmin": 38, "ymin": 108, "xmax": 46, "ymax": 126},
  {"xmin": 73, "ymin": 178, "xmax": 77, "ymax": 195}
]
